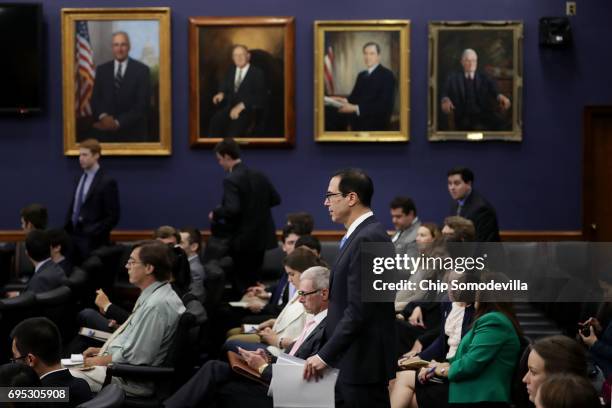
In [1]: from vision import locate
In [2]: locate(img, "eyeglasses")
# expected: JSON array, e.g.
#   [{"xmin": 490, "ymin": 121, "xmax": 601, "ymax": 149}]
[
  {"xmin": 126, "ymin": 258, "xmax": 144, "ymax": 267},
  {"xmin": 297, "ymin": 289, "xmax": 320, "ymax": 297},
  {"xmin": 10, "ymin": 355, "xmax": 27, "ymax": 363},
  {"xmin": 324, "ymin": 192, "xmax": 345, "ymax": 202}
]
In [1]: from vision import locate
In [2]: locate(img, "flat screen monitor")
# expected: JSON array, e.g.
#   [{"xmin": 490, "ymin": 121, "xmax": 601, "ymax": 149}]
[{"xmin": 0, "ymin": 3, "xmax": 43, "ymax": 113}]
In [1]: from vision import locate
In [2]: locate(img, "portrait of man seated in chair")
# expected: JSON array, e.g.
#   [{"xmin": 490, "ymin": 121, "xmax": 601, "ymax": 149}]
[{"xmin": 196, "ymin": 23, "xmax": 290, "ymax": 140}]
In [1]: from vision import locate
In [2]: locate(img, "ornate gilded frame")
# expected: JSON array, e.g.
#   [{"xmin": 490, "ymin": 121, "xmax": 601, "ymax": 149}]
[
  {"xmin": 428, "ymin": 21, "xmax": 523, "ymax": 142},
  {"xmin": 61, "ymin": 7, "xmax": 172, "ymax": 155},
  {"xmin": 314, "ymin": 20, "xmax": 410, "ymax": 142},
  {"xmin": 188, "ymin": 16, "xmax": 295, "ymax": 148}
]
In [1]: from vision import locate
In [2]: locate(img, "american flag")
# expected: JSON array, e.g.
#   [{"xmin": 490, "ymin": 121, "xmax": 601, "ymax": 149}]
[
  {"xmin": 323, "ymin": 45, "xmax": 334, "ymax": 95},
  {"xmin": 75, "ymin": 21, "xmax": 95, "ymax": 116}
]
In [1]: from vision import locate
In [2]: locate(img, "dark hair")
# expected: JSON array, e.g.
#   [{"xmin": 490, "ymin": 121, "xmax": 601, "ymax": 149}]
[
  {"xmin": 537, "ymin": 373, "xmax": 600, "ymax": 408},
  {"xmin": 133, "ymin": 241, "xmax": 172, "ymax": 281},
  {"xmin": 473, "ymin": 301, "xmax": 523, "ymax": 337},
  {"xmin": 390, "ymin": 196, "xmax": 417, "ymax": 216},
  {"xmin": 47, "ymin": 228, "xmax": 70, "ymax": 256},
  {"xmin": 420, "ymin": 222, "xmax": 441, "ymax": 241},
  {"xmin": 0, "ymin": 363, "xmax": 41, "ymax": 387},
  {"xmin": 447, "ymin": 166, "xmax": 474, "ymax": 184},
  {"xmin": 180, "ymin": 227, "xmax": 202, "ymax": 252},
  {"xmin": 287, "ymin": 212, "xmax": 315, "ymax": 235},
  {"xmin": 531, "ymin": 335, "xmax": 588, "ymax": 377},
  {"xmin": 295, "ymin": 235, "xmax": 322, "ymax": 255},
  {"xmin": 154, "ymin": 225, "xmax": 180, "ymax": 244},
  {"xmin": 79, "ymin": 138, "xmax": 101, "ymax": 155},
  {"xmin": 284, "ymin": 247, "xmax": 322, "ymax": 273},
  {"xmin": 333, "ymin": 168, "xmax": 374, "ymax": 207},
  {"xmin": 214, "ymin": 137, "xmax": 241, "ymax": 159},
  {"xmin": 281, "ymin": 225, "xmax": 299, "ymax": 244},
  {"xmin": 362, "ymin": 42, "xmax": 381, "ymax": 54},
  {"xmin": 443, "ymin": 216, "xmax": 476, "ymax": 242},
  {"xmin": 11, "ymin": 317, "xmax": 61, "ymax": 366},
  {"xmin": 25, "ymin": 230, "xmax": 50, "ymax": 262},
  {"xmin": 20, "ymin": 204, "xmax": 48, "ymax": 230}
]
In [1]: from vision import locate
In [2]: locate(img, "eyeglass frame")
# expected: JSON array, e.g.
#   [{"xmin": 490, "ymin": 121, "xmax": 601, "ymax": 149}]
[
  {"xmin": 324, "ymin": 192, "xmax": 347, "ymax": 202},
  {"xmin": 10, "ymin": 354, "xmax": 28, "ymax": 363},
  {"xmin": 125, "ymin": 258, "xmax": 145, "ymax": 267},
  {"xmin": 297, "ymin": 288, "xmax": 321, "ymax": 297}
]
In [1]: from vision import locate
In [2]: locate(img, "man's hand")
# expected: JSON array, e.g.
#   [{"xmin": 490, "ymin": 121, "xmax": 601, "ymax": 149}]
[
  {"xmin": 338, "ymin": 103, "xmax": 358, "ymax": 114},
  {"xmin": 441, "ymin": 97, "xmax": 455, "ymax": 114},
  {"xmin": 259, "ymin": 327, "xmax": 278, "ymax": 346},
  {"xmin": 108, "ymin": 319, "xmax": 118, "ymax": 330},
  {"xmin": 229, "ymin": 103, "xmax": 245, "ymax": 120},
  {"xmin": 329, "ymin": 96, "xmax": 348, "ymax": 104},
  {"xmin": 84, "ymin": 354, "xmax": 112, "ymax": 367},
  {"xmin": 212, "ymin": 92, "xmax": 225, "ymax": 104},
  {"xmin": 5, "ymin": 291, "xmax": 19, "ymax": 298},
  {"xmin": 95, "ymin": 289, "xmax": 111, "ymax": 314},
  {"xmin": 238, "ymin": 347, "xmax": 268, "ymax": 370},
  {"xmin": 257, "ymin": 319, "xmax": 276, "ymax": 330},
  {"xmin": 579, "ymin": 325, "xmax": 598, "ymax": 348},
  {"xmin": 303, "ymin": 355, "xmax": 327, "ymax": 381},
  {"xmin": 581, "ymin": 317, "xmax": 603, "ymax": 333},
  {"xmin": 93, "ymin": 115, "xmax": 119, "ymax": 131},
  {"xmin": 408, "ymin": 306, "xmax": 425, "ymax": 328},
  {"xmin": 497, "ymin": 94, "xmax": 511, "ymax": 110},
  {"xmin": 82, "ymin": 347, "xmax": 101, "ymax": 359},
  {"xmin": 246, "ymin": 301, "xmax": 264, "ymax": 313}
]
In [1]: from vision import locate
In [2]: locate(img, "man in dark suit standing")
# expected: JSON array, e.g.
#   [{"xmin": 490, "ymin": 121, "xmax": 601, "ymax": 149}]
[
  {"xmin": 447, "ymin": 166, "xmax": 501, "ymax": 242},
  {"xmin": 209, "ymin": 44, "xmax": 266, "ymax": 137},
  {"xmin": 304, "ymin": 168, "xmax": 396, "ymax": 407},
  {"xmin": 65, "ymin": 138, "xmax": 120, "ymax": 264},
  {"xmin": 209, "ymin": 138, "xmax": 280, "ymax": 293},
  {"xmin": 11, "ymin": 317, "xmax": 92, "ymax": 407},
  {"xmin": 440, "ymin": 48, "xmax": 511, "ymax": 131},
  {"xmin": 90, "ymin": 31, "xmax": 151, "ymax": 142},
  {"xmin": 328, "ymin": 42, "xmax": 395, "ymax": 131}
]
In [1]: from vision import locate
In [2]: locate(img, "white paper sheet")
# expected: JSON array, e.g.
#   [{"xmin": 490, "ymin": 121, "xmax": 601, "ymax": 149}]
[{"xmin": 270, "ymin": 357, "xmax": 338, "ymax": 408}]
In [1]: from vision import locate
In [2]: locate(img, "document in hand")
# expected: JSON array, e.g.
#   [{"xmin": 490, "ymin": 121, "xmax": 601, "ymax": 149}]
[{"xmin": 269, "ymin": 353, "xmax": 338, "ymax": 408}]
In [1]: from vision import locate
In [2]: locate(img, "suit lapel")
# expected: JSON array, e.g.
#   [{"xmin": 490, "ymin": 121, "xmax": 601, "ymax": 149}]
[
  {"xmin": 83, "ymin": 170, "xmax": 102, "ymax": 204},
  {"xmin": 330, "ymin": 216, "xmax": 376, "ymax": 289}
]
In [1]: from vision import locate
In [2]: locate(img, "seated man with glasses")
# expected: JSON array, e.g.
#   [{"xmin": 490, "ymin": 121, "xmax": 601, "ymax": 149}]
[
  {"xmin": 165, "ymin": 266, "xmax": 330, "ymax": 408},
  {"xmin": 70, "ymin": 241, "xmax": 185, "ymax": 397},
  {"xmin": 11, "ymin": 317, "xmax": 93, "ymax": 407}
]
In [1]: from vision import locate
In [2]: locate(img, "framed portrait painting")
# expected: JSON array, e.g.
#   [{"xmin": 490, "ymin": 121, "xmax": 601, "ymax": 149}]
[
  {"xmin": 61, "ymin": 7, "xmax": 171, "ymax": 155},
  {"xmin": 428, "ymin": 21, "xmax": 523, "ymax": 141},
  {"xmin": 189, "ymin": 16, "xmax": 295, "ymax": 148},
  {"xmin": 314, "ymin": 20, "xmax": 410, "ymax": 142}
]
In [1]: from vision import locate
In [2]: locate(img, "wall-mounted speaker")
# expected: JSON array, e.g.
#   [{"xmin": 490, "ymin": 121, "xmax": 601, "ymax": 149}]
[{"xmin": 539, "ymin": 17, "xmax": 573, "ymax": 48}]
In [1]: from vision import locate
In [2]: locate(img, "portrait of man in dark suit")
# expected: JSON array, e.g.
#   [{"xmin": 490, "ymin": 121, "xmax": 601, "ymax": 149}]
[
  {"xmin": 89, "ymin": 31, "xmax": 152, "ymax": 142},
  {"xmin": 193, "ymin": 20, "xmax": 294, "ymax": 144},
  {"xmin": 326, "ymin": 42, "xmax": 396, "ymax": 131},
  {"xmin": 440, "ymin": 48, "xmax": 511, "ymax": 131},
  {"xmin": 208, "ymin": 44, "xmax": 266, "ymax": 137},
  {"xmin": 429, "ymin": 23, "xmax": 523, "ymax": 140}
]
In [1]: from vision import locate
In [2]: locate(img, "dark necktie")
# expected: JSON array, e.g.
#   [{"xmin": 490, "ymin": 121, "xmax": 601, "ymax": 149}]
[
  {"xmin": 456, "ymin": 203, "xmax": 463, "ymax": 216},
  {"xmin": 115, "ymin": 62, "xmax": 123, "ymax": 91},
  {"xmin": 72, "ymin": 173, "xmax": 88, "ymax": 226}
]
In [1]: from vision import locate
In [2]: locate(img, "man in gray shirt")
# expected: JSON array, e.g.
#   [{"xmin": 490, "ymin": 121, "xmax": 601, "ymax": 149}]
[
  {"xmin": 390, "ymin": 196, "xmax": 421, "ymax": 258},
  {"xmin": 71, "ymin": 241, "xmax": 185, "ymax": 396}
]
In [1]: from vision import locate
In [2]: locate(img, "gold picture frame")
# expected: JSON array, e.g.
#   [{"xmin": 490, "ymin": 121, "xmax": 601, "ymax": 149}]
[
  {"xmin": 314, "ymin": 20, "xmax": 410, "ymax": 143},
  {"xmin": 61, "ymin": 7, "xmax": 171, "ymax": 155},
  {"xmin": 428, "ymin": 21, "xmax": 523, "ymax": 142},
  {"xmin": 188, "ymin": 16, "xmax": 295, "ymax": 148}
]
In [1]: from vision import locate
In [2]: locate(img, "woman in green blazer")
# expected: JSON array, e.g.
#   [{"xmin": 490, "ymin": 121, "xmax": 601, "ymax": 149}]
[{"xmin": 413, "ymin": 302, "xmax": 522, "ymax": 408}]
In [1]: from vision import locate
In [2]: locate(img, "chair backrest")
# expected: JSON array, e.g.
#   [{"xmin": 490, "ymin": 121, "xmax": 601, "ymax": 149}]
[
  {"xmin": 77, "ymin": 383, "xmax": 124, "ymax": 408},
  {"xmin": 66, "ymin": 266, "xmax": 89, "ymax": 290},
  {"xmin": 34, "ymin": 285, "xmax": 74, "ymax": 345}
]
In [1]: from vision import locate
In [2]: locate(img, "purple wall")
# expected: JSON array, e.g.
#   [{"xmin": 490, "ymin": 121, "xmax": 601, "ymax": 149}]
[{"xmin": 1, "ymin": 0, "xmax": 611, "ymax": 232}]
